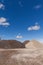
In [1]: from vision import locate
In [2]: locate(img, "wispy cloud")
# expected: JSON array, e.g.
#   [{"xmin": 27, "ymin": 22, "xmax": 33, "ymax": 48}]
[
  {"xmin": 34, "ymin": 5, "xmax": 42, "ymax": 9},
  {"xmin": 0, "ymin": 3, "xmax": 5, "ymax": 10},
  {"xmin": 1, "ymin": 0, "xmax": 4, "ymax": 3},
  {"xmin": 18, "ymin": 1, "xmax": 23, "ymax": 7},
  {"xmin": 16, "ymin": 33, "xmax": 23, "ymax": 39},
  {"xmin": 27, "ymin": 23, "xmax": 40, "ymax": 31},
  {"xmin": 0, "ymin": 17, "xmax": 10, "ymax": 26}
]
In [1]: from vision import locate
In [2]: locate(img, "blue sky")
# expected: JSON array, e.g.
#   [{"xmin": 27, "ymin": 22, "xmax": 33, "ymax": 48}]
[{"xmin": 0, "ymin": 0, "xmax": 43, "ymax": 42}]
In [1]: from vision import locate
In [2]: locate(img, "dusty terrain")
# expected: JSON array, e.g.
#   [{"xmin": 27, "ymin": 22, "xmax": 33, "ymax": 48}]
[
  {"xmin": 0, "ymin": 49, "xmax": 43, "ymax": 65},
  {"xmin": 0, "ymin": 40, "xmax": 43, "ymax": 65}
]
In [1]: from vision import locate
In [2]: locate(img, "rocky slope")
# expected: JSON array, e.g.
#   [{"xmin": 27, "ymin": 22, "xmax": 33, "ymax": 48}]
[
  {"xmin": 0, "ymin": 40, "xmax": 24, "ymax": 49},
  {"xmin": 0, "ymin": 40, "xmax": 43, "ymax": 49}
]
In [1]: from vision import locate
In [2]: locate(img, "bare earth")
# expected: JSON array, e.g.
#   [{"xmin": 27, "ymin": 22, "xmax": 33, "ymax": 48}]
[{"xmin": 0, "ymin": 49, "xmax": 43, "ymax": 65}]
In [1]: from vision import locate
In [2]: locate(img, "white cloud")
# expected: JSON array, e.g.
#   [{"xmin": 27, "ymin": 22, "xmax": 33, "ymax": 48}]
[
  {"xmin": 16, "ymin": 35, "xmax": 23, "ymax": 38},
  {"xmin": 34, "ymin": 5, "xmax": 42, "ymax": 9},
  {"xmin": 0, "ymin": 17, "xmax": 10, "ymax": 26},
  {"xmin": 27, "ymin": 23, "xmax": 40, "ymax": 31},
  {"xmin": 0, "ymin": 3, "xmax": 5, "ymax": 10},
  {"xmin": 0, "ymin": 17, "xmax": 6, "ymax": 23},
  {"xmin": 0, "ymin": 22, "xmax": 10, "ymax": 26},
  {"xmin": 16, "ymin": 33, "xmax": 23, "ymax": 39}
]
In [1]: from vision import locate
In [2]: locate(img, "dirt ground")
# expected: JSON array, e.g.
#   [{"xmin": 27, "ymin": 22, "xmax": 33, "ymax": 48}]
[{"xmin": 0, "ymin": 49, "xmax": 43, "ymax": 65}]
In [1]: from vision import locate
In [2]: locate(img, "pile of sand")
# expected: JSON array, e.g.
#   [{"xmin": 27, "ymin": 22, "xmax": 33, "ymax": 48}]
[{"xmin": 25, "ymin": 40, "xmax": 43, "ymax": 49}]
